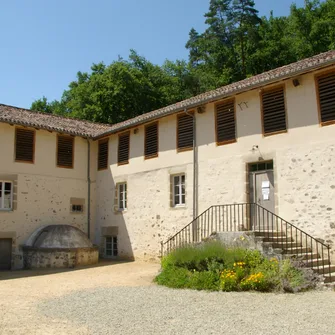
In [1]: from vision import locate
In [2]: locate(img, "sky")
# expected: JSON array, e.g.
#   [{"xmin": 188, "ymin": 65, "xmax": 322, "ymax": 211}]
[{"xmin": 0, "ymin": 0, "xmax": 306, "ymax": 109}]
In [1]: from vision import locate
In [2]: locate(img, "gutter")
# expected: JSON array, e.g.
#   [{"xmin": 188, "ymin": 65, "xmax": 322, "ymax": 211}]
[
  {"xmin": 86, "ymin": 139, "xmax": 91, "ymax": 239},
  {"xmin": 185, "ymin": 109, "xmax": 198, "ymax": 241}
]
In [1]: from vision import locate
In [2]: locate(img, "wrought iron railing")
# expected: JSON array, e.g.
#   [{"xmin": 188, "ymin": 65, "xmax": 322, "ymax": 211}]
[{"xmin": 161, "ymin": 203, "xmax": 332, "ymax": 282}]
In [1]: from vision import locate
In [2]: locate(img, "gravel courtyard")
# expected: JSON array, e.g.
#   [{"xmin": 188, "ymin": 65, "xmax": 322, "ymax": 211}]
[{"xmin": 0, "ymin": 261, "xmax": 334, "ymax": 335}]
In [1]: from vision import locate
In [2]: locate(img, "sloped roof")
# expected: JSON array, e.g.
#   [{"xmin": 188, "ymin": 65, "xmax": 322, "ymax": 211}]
[
  {"xmin": 1, "ymin": 50, "xmax": 335, "ymax": 139},
  {"xmin": 0, "ymin": 104, "xmax": 113, "ymax": 137}
]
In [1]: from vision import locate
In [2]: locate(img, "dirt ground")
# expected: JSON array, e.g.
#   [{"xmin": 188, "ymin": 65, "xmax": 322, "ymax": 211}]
[{"xmin": 1, "ymin": 261, "xmax": 335, "ymax": 335}]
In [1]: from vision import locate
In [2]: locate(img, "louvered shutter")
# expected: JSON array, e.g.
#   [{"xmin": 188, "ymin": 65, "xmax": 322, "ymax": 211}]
[
  {"xmin": 177, "ymin": 114, "xmax": 193, "ymax": 150},
  {"xmin": 145, "ymin": 122, "xmax": 158, "ymax": 159},
  {"xmin": 98, "ymin": 139, "xmax": 109, "ymax": 170},
  {"xmin": 216, "ymin": 100, "xmax": 236, "ymax": 144},
  {"xmin": 118, "ymin": 132, "xmax": 130, "ymax": 165},
  {"xmin": 57, "ymin": 135, "xmax": 74, "ymax": 168},
  {"xmin": 262, "ymin": 87, "xmax": 287, "ymax": 134},
  {"xmin": 317, "ymin": 72, "xmax": 335, "ymax": 124},
  {"xmin": 15, "ymin": 128, "xmax": 35, "ymax": 162}
]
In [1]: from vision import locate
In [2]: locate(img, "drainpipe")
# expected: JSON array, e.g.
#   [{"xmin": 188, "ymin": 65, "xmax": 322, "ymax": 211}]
[
  {"xmin": 86, "ymin": 139, "xmax": 91, "ymax": 239},
  {"xmin": 185, "ymin": 109, "xmax": 198, "ymax": 240}
]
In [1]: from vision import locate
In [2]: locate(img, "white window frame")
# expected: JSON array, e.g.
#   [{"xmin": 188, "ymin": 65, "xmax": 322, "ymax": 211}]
[
  {"xmin": 0, "ymin": 181, "xmax": 13, "ymax": 211},
  {"xmin": 173, "ymin": 174, "xmax": 185, "ymax": 207},
  {"xmin": 105, "ymin": 236, "xmax": 118, "ymax": 257},
  {"xmin": 118, "ymin": 183, "xmax": 127, "ymax": 211}
]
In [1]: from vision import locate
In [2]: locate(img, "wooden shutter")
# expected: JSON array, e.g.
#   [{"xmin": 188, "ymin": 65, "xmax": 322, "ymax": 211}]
[
  {"xmin": 15, "ymin": 128, "xmax": 35, "ymax": 163},
  {"xmin": 317, "ymin": 72, "xmax": 335, "ymax": 124},
  {"xmin": 216, "ymin": 100, "xmax": 236, "ymax": 144},
  {"xmin": 118, "ymin": 132, "xmax": 130, "ymax": 165},
  {"xmin": 145, "ymin": 122, "xmax": 158, "ymax": 159},
  {"xmin": 57, "ymin": 135, "xmax": 74, "ymax": 168},
  {"xmin": 98, "ymin": 139, "xmax": 109, "ymax": 170},
  {"xmin": 177, "ymin": 113, "xmax": 193, "ymax": 151},
  {"xmin": 262, "ymin": 86, "xmax": 287, "ymax": 135}
]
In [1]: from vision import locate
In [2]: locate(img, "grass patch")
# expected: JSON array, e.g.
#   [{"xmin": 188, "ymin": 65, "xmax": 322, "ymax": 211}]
[{"xmin": 156, "ymin": 242, "xmax": 317, "ymax": 293}]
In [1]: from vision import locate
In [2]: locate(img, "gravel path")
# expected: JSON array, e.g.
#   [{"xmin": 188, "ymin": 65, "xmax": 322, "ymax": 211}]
[{"xmin": 0, "ymin": 261, "xmax": 334, "ymax": 335}]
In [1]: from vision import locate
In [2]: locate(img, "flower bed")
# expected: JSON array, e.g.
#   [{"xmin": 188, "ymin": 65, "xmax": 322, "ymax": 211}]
[{"xmin": 155, "ymin": 242, "xmax": 318, "ymax": 292}]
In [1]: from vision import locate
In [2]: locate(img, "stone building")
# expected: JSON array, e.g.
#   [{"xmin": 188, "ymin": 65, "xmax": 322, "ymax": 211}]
[{"xmin": 0, "ymin": 50, "xmax": 335, "ymax": 269}]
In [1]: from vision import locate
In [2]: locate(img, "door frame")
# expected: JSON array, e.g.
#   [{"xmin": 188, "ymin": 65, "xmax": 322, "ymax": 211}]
[
  {"xmin": 246, "ymin": 160, "xmax": 276, "ymax": 230},
  {"xmin": 0, "ymin": 238, "xmax": 12, "ymax": 270}
]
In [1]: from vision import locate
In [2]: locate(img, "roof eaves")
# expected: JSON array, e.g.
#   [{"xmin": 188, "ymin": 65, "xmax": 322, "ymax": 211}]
[{"xmin": 93, "ymin": 51, "xmax": 335, "ymax": 140}]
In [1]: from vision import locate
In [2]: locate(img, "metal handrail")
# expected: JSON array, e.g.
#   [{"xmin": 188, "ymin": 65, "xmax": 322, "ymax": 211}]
[{"xmin": 161, "ymin": 202, "xmax": 332, "ymax": 283}]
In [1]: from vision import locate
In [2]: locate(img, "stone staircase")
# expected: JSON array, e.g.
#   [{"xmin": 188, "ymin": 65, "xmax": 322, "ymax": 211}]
[{"xmin": 255, "ymin": 231, "xmax": 335, "ymax": 283}]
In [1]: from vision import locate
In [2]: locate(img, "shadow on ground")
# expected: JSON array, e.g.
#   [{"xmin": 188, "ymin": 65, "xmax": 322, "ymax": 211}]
[{"xmin": 0, "ymin": 259, "xmax": 133, "ymax": 281}]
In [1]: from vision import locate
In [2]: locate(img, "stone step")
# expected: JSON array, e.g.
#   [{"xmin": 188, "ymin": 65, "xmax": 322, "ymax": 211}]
[
  {"xmin": 285, "ymin": 252, "xmax": 319, "ymax": 260},
  {"xmin": 313, "ymin": 265, "xmax": 335, "ymax": 274},
  {"xmin": 262, "ymin": 236, "xmax": 294, "ymax": 243},
  {"xmin": 272, "ymin": 242, "xmax": 302, "ymax": 248},
  {"xmin": 323, "ymin": 273, "xmax": 335, "ymax": 283},
  {"xmin": 282, "ymin": 247, "xmax": 312, "ymax": 254},
  {"xmin": 304, "ymin": 258, "xmax": 330, "ymax": 267},
  {"xmin": 254, "ymin": 231, "xmax": 286, "ymax": 237}
]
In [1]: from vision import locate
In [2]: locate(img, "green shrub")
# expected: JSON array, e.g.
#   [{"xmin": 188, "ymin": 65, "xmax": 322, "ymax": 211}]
[
  {"xmin": 154, "ymin": 266, "xmax": 190, "ymax": 289},
  {"xmin": 188, "ymin": 271, "xmax": 220, "ymax": 291},
  {"xmin": 157, "ymin": 242, "xmax": 316, "ymax": 293}
]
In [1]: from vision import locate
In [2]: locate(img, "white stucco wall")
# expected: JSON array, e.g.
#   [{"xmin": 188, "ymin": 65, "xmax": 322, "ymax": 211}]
[
  {"xmin": 0, "ymin": 124, "xmax": 92, "ymax": 268},
  {"xmin": 95, "ymin": 65, "xmax": 335, "ymax": 261}
]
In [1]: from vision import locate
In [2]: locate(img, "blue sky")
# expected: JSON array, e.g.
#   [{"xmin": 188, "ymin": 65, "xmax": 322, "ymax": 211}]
[{"xmin": 0, "ymin": 0, "xmax": 305, "ymax": 109}]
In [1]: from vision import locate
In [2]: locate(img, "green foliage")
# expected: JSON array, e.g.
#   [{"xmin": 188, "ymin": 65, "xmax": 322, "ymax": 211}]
[
  {"xmin": 31, "ymin": 1, "xmax": 335, "ymax": 123},
  {"xmin": 157, "ymin": 242, "xmax": 316, "ymax": 293}
]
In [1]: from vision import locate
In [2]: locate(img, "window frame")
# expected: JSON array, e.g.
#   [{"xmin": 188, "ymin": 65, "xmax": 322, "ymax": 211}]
[
  {"xmin": 215, "ymin": 98, "xmax": 237, "ymax": 146},
  {"xmin": 315, "ymin": 69, "xmax": 335, "ymax": 127},
  {"xmin": 0, "ymin": 181, "xmax": 13, "ymax": 211},
  {"xmin": 144, "ymin": 121, "xmax": 159, "ymax": 160},
  {"xmin": 260, "ymin": 85, "xmax": 288, "ymax": 137},
  {"xmin": 14, "ymin": 127, "xmax": 35, "ymax": 164},
  {"xmin": 118, "ymin": 132, "xmax": 130, "ymax": 166},
  {"xmin": 105, "ymin": 236, "xmax": 118, "ymax": 257},
  {"xmin": 56, "ymin": 134, "xmax": 74, "ymax": 169},
  {"xmin": 172, "ymin": 174, "xmax": 186, "ymax": 207},
  {"xmin": 176, "ymin": 112, "xmax": 194, "ymax": 153},
  {"xmin": 118, "ymin": 182, "xmax": 127, "ymax": 211},
  {"xmin": 71, "ymin": 204, "xmax": 84, "ymax": 214},
  {"xmin": 97, "ymin": 138, "xmax": 109, "ymax": 171}
]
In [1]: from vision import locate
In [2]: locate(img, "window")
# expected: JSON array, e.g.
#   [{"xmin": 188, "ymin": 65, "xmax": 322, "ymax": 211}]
[
  {"xmin": 261, "ymin": 86, "xmax": 287, "ymax": 135},
  {"xmin": 15, "ymin": 128, "xmax": 35, "ymax": 163},
  {"xmin": 105, "ymin": 236, "xmax": 118, "ymax": 257},
  {"xmin": 57, "ymin": 135, "xmax": 74, "ymax": 168},
  {"xmin": 173, "ymin": 174, "xmax": 185, "ymax": 207},
  {"xmin": 118, "ymin": 183, "xmax": 127, "ymax": 210},
  {"xmin": 216, "ymin": 99, "xmax": 236, "ymax": 145},
  {"xmin": 118, "ymin": 132, "xmax": 130, "ymax": 165},
  {"xmin": 145, "ymin": 122, "xmax": 158, "ymax": 159},
  {"xmin": 71, "ymin": 204, "xmax": 83, "ymax": 213},
  {"xmin": 250, "ymin": 161, "xmax": 274, "ymax": 172},
  {"xmin": 316, "ymin": 71, "xmax": 335, "ymax": 125},
  {"xmin": 0, "ymin": 181, "xmax": 13, "ymax": 210},
  {"xmin": 177, "ymin": 113, "xmax": 193, "ymax": 151},
  {"xmin": 98, "ymin": 139, "xmax": 109, "ymax": 170}
]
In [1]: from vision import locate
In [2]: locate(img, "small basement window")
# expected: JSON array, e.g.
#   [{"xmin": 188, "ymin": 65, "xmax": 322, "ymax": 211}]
[
  {"xmin": 57, "ymin": 135, "xmax": 74, "ymax": 168},
  {"xmin": 145, "ymin": 122, "xmax": 158, "ymax": 159},
  {"xmin": 216, "ymin": 99, "xmax": 236, "ymax": 145},
  {"xmin": 71, "ymin": 204, "xmax": 83, "ymax": 213},
  {"xmin": 15, "ymin": 128, "xmax": 35, "ymax": 163},
  {"xmin": 177, "ymin": 113, "xmax": 193, "ymax": 151},
  {"xmin": 0, "ymin": 181, "xmax": 13, "ymax": 210},
  {"xmin": 98, "ymin": 139, "xmax": 109, "ymax": 170},
  {"xmin": 173, "ymin": 174, "xmax": 185, "ymax": 207},
  {"xmin": 118, "ymin": 132, "xmax": 130, "ymax": 165},
  {"xmin": 261, "ymin": 86, "xmax": 287, "ymax": 135},
  {"xmin": 105, "ymin": 236, "xmax": 118, "ymax": 257},
  {"xmin": 316, "ymin": 71, "xmax": 335, "ymax": 125}
]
